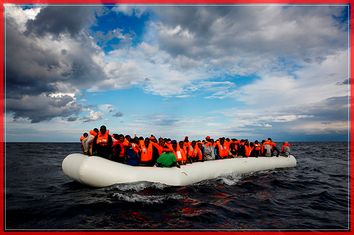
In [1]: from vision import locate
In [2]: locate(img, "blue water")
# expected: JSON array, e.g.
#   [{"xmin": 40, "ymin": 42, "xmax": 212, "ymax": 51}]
[{"xmin": 5, "ymin": 142, "xmax": 349, "ymax": 230}]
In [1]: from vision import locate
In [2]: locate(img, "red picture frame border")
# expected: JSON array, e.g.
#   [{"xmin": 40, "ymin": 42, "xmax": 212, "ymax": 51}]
[{"xmin": 0, "ymin": 0, "xmax": 352, "ymax": 234}]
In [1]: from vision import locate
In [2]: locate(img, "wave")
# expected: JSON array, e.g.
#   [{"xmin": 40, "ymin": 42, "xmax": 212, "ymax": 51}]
[{"xmin": 112, "ymin": 192, "xmax": 183, "ymax": 204}]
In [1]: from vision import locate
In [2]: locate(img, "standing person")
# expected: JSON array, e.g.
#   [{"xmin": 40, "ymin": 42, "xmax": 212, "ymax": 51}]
[
  {"xmin": 80, "ymin": 133, "xmax": 89, "ymax": 155},
  {"xmin": 86, "ymin": 128, "xmax": 99, "ymax": 156},
  {"xmin": 281, "ymin": 141, "xmax": 291, "ymax": 156},
  {"xmin": 262, "ymin": 139, "xmax": 272, "ymax": 157},
  {"xmin": 268, "ymin": 138, "xmax": 280, "ymax": 157},
  {"xmin": 93, "ymin": 125, "xmax": 113, "ymax": 159}
]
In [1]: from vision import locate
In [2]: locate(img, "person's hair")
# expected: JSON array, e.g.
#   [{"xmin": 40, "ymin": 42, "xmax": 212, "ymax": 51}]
[
  {"xmin": 93, "ymin": 128, "xmax": 99, "ymax": 133},
  {"xmin": 100, "ymin": 125, "xmax": 106, "ymax": 130},
  {"xmin": 83, "ymin": 132, "xmax": 88, "ymax": 137}
]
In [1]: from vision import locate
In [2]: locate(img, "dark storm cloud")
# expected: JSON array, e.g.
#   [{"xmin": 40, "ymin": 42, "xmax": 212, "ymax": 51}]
[
  {"xmin": 6, "ymin": 6, "xmax": 107, "ymax": 123},
  {"xmin": 26, "ymin": 6, "xmax": 99, "ymax": 37},
  {"xmin": 305, "ymin": 96, "xmax": 349, "ymax": 122},
  {"xmin": 6, "ymin": 94, "xmax": 82, "ymax": 123}
]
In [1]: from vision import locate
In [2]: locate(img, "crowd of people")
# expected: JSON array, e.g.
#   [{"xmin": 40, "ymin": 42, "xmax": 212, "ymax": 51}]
[{"xmin": 80, "ymin": 125, "xmax": 292, "ymax": 168}]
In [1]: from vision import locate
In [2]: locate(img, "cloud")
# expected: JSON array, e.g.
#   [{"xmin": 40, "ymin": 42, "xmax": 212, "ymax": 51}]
[
  {"xmin": 25, "ymin": 6, "xmax": 99, "ymax": 37},
  {"xmin": 5, "ymin": 5, "xmax": 106, "ymax": 123},
  {"xmin": 113, "ymin": 112, "xmax": 123, "ymax": 117},
  {"xmin": 6, "ymin": 94, "xmax": 82, "ymax": 123},
  {"xmin": 98, "ymin": 104, "xmax": 114, "ymax": 113},
  {"xmin": 82, "ymin": 109, "xmax": 103, "ymax": 122}
]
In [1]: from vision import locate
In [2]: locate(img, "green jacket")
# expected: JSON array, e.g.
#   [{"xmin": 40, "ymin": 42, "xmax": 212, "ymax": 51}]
[{"xmin": 156, "ymin": 152, "xmax": 177, "ymax": 167}]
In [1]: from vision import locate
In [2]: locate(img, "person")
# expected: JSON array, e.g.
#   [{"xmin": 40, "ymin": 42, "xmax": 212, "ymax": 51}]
[
  {"xmin": 139, "ymin": 137, "xmax": 159, "ymax": 166},
  {"xmin": 171, "ymin": 140, "xmax": 184, "ymax": 164},
  {"xmin": 156, "ymin": 151, "xmax": 179, "ymax": 168},
  {"xmin": 125, "ymin": 138, "xmax": 140, "ymax": 166},
  {"xmin": 268, "ymin": 138, "xmax": 280, "ymax": 157},
  {"xmin": 262, "ymin": 139, "xmax": 273, "ymax": 157},
  {"xmin": 229, "ymin": 142, "xmax": 238, "ymax": 158},
  {"xmin": 92, "ymin": 125, "xmax": 113, "ymax": 159},
  {"xmin": 253, "ymin": 140, "xmax": 261, "ymax": 157},
  {"xmin": 80, "ymin": 133, "xmax": 89, "ymax": 154},
  {"xmin": 111, "ymin": 134, "xmax": 127, "ymax": 163},
  {"xmin": 281, "ymin": 141, "xmax": 291, "ymax": 156},
  {"xmin": 187, "ymin": 141, "xmax": 202, "ymax": 163},
  {"xmin": 215, "ymin": 137, "xmax": 229, "ymax": 159},
  {"xmin": 197, "ymin": 142, "xmax": 204, "ymax": 161},
  {"xmin": 244, "ymin": 140, "xmax": 253, "ymax": 157},
  {"xmin": 203, "ymin": 138, "xmax": 216, "ymax": 160},
  {"xmin": 86, "ymin": 128, "xmax": 99, "ymax": 156}
]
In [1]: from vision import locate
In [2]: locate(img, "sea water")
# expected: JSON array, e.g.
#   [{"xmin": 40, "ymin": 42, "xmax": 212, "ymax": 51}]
[{"xmin": 5, "ymin": 142, "xmax": 349, "ymax": 230}]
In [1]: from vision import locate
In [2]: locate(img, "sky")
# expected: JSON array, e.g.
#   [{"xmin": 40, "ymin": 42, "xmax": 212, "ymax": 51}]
[{"xmin": 5, "ymin": 4, "xmax": 350, "ymax": 142}]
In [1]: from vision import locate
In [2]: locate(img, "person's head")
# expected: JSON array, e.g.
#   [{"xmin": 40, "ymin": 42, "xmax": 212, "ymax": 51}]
[
  {"xmin": 220, "ymin": 137, "xmax": 225, "ymax": 145},
  {"xmin": 113, "ymin": 134, "xmax": 119, "ymax": 140},
  {"xmin": 83, "ymin": 132, "xmax": 88, "ymax": 138},
  {"xmin": 159, "ymin": 139, "xmax": 165, "ymax": 146},
  {"xmin": 268, "ymin": 138, "xmax": 272, "ymax": 141},
  {"xmin": 171, "ymin": 140, "xmax": 177, "ymax": 149},
  {"xmin": 118, "ymin": 134, "xmax": 125, "ymax": 142},
  {"xmin": 144, "ymin": 137, "xmax": 150, "ymax": 146},
  {"xmin": 255, "ymin": 140, "xmax": 259, "ymax": 144},
  {"xmin": 210, "ymin": 139, "xmax": 215, "ymax": 144},
  {"xmin": 226, "ymin": 137, "xmax": 230, "ymax": 142},
  {"xmin": 191, "ymin": 141, "xmax": 196, "ymax": 147},
  {"xmin": 197, "ymin": 142, "xmax": 202, "ymax": 148},
  {"xmin": 206, "ymin": 136, "xmax": 211, "ymax": 141},
  {"xmin": 179, "ymin": 141, "xmax": 184, "ymax": 148},
  {"xmin": 139, "ymin": 136, "xmax": 144, "ymax": 141},
  {"xmin": 184, "ymin": 136, "xmax": 189, "ymax": 142},
  {"xmin": 125, "ymin": 135, "xmax": 131, "ymax": 141},
  {"xmin": 250, "ymin": 142, "xmax": 254, "ymax": 147},
  {"xmin": 93, "ymin": 128, "xmax": 99, "ymax": 133},
  {"xmin": 100, "ymin": 125, "xmax": 107, "ymax": 134}
]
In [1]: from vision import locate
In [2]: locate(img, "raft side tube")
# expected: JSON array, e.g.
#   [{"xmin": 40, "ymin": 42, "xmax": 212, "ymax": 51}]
[{"xmin": 62, "ymin": 154, "xmax": 297, "ymax": 187}]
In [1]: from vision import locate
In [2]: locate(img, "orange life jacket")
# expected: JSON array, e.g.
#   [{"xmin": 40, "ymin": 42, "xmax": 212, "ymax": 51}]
[
  {"xmin": 96, "ymin": 132, "xmax": 109, "ymax": 146},
  {"xmin": 140, "ymin": 143, "xmax": 154, "ymax": 162},
  {"xmin": 174, "ymin": 146, "xmax": 186, "ymax": 163},
  {"xmin": 254, "ymin": 143, "xmax": 261, "ymax": 151},
  {"xmin": 89, "ymin": 130, "xmax": 97, "ymax": 136},
  {"xmin": 189, "ymin": 145, "xmax": 202, "ymax": 160},
  {"xmin": 244, "ymin": 145, "xmax": 253, "ymax": 157},
  {"xmin": 80, "ymin": 136, "xmax": 85, "ymax": 141},
  {"xmin": 217, "ymin": 143, "xmax": 229, "ymax": 158}
]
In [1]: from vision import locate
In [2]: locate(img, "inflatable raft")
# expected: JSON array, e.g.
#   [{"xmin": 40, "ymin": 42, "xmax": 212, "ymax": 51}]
[{"xmin": 62, "ymin": 153, "xmax": 297, "ymax": 187}]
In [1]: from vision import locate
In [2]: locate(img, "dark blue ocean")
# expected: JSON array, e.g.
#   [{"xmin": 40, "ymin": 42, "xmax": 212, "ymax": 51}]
[{"xmin": 5, "ymin": 142, "xmax": 349, "ymax": 231}]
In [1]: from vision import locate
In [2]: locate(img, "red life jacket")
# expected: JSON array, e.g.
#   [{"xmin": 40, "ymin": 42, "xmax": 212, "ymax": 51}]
[{"xmin": 80, "ymin": 136, "xmax": 85, "ymax": 141}]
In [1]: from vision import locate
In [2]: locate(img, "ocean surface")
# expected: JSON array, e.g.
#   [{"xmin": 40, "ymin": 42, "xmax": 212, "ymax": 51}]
[{"xmin": 5, "ymin": 142, "xmax": 349, "ymax": 231}]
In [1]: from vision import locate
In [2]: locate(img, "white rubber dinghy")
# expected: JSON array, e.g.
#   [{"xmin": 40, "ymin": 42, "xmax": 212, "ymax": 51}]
[{"xmin": 62, "ymin": 153, "xmax": 297, "ymax": 187}]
